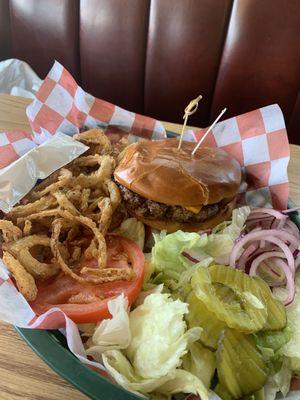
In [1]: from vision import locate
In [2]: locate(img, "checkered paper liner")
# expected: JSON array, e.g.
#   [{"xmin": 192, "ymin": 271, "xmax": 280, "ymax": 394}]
[
  {"xmin": 0, "ymin": 61, "xmax": 296, "ymax": 399},
  {"xmin": 0, "ymin": 61, "xmax": 290, "ymax": 210},
  {"xmin": 186, "ymin": 105, "xmax": 290, "ymax": 210}
]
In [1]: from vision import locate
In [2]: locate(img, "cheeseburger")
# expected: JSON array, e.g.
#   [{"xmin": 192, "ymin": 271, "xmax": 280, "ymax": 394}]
[{"xmin": 114, "ymin": 138, "xmax": 241, "ymax": 232}]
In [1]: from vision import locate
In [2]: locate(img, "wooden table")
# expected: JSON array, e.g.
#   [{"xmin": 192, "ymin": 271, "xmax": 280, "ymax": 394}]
[{"xmin": 0, "ymin": 93, "xmax": 299, "ymax": 400}]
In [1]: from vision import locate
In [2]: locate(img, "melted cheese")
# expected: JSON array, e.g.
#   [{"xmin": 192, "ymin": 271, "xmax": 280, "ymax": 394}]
[{"xmin": 185, "ymin": 205, "xmax": 202, "ymax": 214}]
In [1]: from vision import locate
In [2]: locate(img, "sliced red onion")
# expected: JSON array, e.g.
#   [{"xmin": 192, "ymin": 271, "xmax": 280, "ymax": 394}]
[
  {"xmin": 249, "ymin": 253, "xmax": 295, "ymax": 305},
  {"xmin": 282, "ymin": 207, "xmax": 300, "ymax": 214},
  {"xmin": 198, "ymin": 229, "xmax": 212, "ymax": 235},
  {"xmin": 278, "ymin": 218, "xmax": 288, "ymax": 229},
  {"xmin": 272, "ymin": 216, "xmax": 287, "ymax": 230},
  {"xmin": 265, "ymin": 258, "xmax": 287, "ymax": 279},
  {"xmin": 247, "ymin": 214, "xmax": 274, "ymax": 221},
  {"xmin": 230, "ymin": 229, "xmax": 299, "ymax": 268},
  {"xmin": 270, "ymin": 259, "xmax": 295, "ymax": 305},
  {"xmin": 263, "ymin": 260, "xmax": 285, "ymax": 283},
  {"xmin": 250, "ymin": 208, "xmax": 287, "ymax": 220},
  {"xmin": 182, "ymin": 251, "xmax": 199, "ymax": 264},
  {"xmin": 250, "ymin": 227, "xmax": 263, "ymax": 233},
  {"xmin": 235, "ymin": 207, "xmax": 299, "ymax": 305},
  {"xmin": 289, "ymin": 245, "xmax": 298, "ymax": 255},
  {"xmin": 283, "ymin": 219, "xmax": 300, "ymax": 238},
  {"xmin": 237, "ymin": 244, "xmax": 258, "ymax": 269},
  {"xmin": 260, "ymin": 236, "xmax": 295, "ymax": 273},
  {"xmin": 248, "ymin": 224, "xmax": 275, "ymax": 231},
  {"xmin": 249, "ymin": 252, "xmax": 289, "ymax": 276},
  {"xmin": 260, "ymin": 240, "xmax": 266, "ymax": 248},
  {"xmin": 247, "ymin": 207, "xmax": 290, "ymax": 231}
]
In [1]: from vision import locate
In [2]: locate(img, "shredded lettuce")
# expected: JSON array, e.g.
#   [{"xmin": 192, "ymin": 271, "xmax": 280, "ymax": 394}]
[
  {"xmin": 151, "ymin": 207, "xmax": 250, "ymax": 286},
  {"xmin": 253, "ymin": 328, "xmax": 292, "ymax": 392},
  {"xmin": 264, "ymin": 359, "xmax": 292, "ymax": 400},
  {"xmin": 114, "ymin": 217, "xmax": 145, "ymax": 249},
  {"xmin": 152, "ymin": 230, "xmax": 207, "ymax": 281},
  {"xmin": 102, "ymin": 351, "xmax": 209, "ymax": 400},
  {"xmin": 85, "ymin": 294, "xmax": 131, "ymax": 361},
  {"xmin": 274, "ymin": 273, "xmax": 300, "ymax": 375},
  {"xmin": 259, "ymin": 274, "xmax": 300, "ymax": 399},
  {"xmin": 255, "ymin": 329, "xmax": 291, "ymax": 354},
  {"xmin": 213, "ymin": 206, "xmax": 251, "ymax": 238}
]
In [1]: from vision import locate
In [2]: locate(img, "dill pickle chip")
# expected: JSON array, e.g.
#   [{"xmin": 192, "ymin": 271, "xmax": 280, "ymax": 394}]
[
  {"xmin": 214, "ymin": 383, "xmax": 233, "ymax": 400},
  {"xmin": 252, "ymin": 276, "xmax": 286, "ymax": 331},
  {"xmin": 182, "ymin": 341, "xmax": 216, "ymax": 388},
  {"xmin": 217, "ymin": 329, "xmax": 268, "ymax": 399},
  {"xmin": 187, "ymin": 292, "xmax": 226, "ymax": 350},
  {"xmin": 191, "ymin": 265, "xmax": 268, "ymax": 333}
]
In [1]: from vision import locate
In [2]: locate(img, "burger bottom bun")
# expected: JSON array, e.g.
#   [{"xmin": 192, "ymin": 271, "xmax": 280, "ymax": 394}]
[{"xmin": 130, "ymin": 197, "xmax": 237, "ymax": 233}]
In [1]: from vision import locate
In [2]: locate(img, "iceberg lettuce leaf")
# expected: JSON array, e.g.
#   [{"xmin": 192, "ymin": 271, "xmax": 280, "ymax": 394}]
[
  {"xmin": 126, "ymin": 293, "xmax": 200, "ymax": 379},
  {"xmin": 151, "ymin": 207, "xmax": 250, "ymax": 285},
  {"xmin": 102, "ymin": 293, "xmax": 208, "ymax": 399}
]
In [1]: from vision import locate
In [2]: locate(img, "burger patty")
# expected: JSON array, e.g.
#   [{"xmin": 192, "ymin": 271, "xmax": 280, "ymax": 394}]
[{"xmin": 118, "ymin": 184, "xmax": 221, "ymax": 223}]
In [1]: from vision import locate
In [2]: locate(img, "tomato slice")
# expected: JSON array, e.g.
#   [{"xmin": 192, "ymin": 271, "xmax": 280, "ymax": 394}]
[{"xmin": 30, "ymin": 235, "xmax": 144, "ymax": 323}]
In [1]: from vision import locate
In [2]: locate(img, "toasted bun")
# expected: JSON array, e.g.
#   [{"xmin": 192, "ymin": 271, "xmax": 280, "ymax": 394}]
[
  {"xmin": 114, "ymin": 139, "xmax": 241, "ymax": 206},
  {"xmin": 129, "ymin": 197, "xmax": 237, "ymax": 233}
]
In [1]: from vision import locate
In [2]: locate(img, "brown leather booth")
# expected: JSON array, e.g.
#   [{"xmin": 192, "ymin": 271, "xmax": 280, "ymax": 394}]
[{"xmin": 0, "ymin": 0, "xmax": 299, "ymax": 144}]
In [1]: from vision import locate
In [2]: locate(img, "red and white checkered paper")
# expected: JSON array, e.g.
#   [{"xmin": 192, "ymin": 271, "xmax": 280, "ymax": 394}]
[
  {"xmin": 1, "ymin": 61, "xmax": 290, "ymax": 210},
  {"xmin": 0, "ymin": 60, "xmax": 296, "ymax": 398},
  {"xmin": 186, "ymin": 105, "xmax": 290, "ymax": 210}
]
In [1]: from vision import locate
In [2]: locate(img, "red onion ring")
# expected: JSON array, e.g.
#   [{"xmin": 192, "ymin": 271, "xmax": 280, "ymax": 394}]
[
  {"xmin": 263, "ymin": 260, "xmax": 285, "ymax": 282},
  {"xmin": 283, "ymin": 219, "xmax": 300, "ymax": 238},
  {"xmin": 250, "ymin": 208, "xmax": 287, "ymax": 220},
  {"xmin": 260, "ymin": 240, "xmax": 266, "ymax": 248},
  {"xmin": 234, "ymin": 207, "xmax": 300, "ymax": 305},
  {"xmin": 271, "ymin": 259, "xmax": 295, "ymax": 305},
  {"xmin": 230, "ymin": 229, "xmax": 298, "ymax": 268},
  {"xmin": 182, "ymin": 251, "xmax": 199, "ymax": 264},
  {"xmin": 249, "ymin": 252, "xmax": 290, "ymax": 275},
  {"xmin": 247, "ymin": 214, "xmax": 274, "ymax": 221},
  {"xmin": 237, "ymin": 244, "xmax": 258, "ymax": 269},
  {"xmin": 258, "ymin": 236, "xmax": 295, "ymax": 273},
  {"xmin": 249, "ymin": 253, "xmax": 295, "ymax": 305},
  {"xmin": 282, "ymin": 207, "xmax": 300, "ymax": 214}
]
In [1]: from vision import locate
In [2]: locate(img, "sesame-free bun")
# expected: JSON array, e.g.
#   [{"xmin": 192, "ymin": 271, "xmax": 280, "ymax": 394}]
[{"xmin": 114, "ymin": 138, "xmax": 241, "ymax": 207}]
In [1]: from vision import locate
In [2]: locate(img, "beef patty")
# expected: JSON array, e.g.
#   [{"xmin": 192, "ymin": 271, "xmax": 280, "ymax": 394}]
[{"xmin": 118, "ymin": 184, "xmax": 223, "ymax": 223}]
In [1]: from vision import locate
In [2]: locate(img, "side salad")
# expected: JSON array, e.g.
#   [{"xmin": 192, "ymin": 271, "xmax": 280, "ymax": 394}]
[{"xmin": 79, "ymin": 206, "xmax": 300, "ymax": 400}]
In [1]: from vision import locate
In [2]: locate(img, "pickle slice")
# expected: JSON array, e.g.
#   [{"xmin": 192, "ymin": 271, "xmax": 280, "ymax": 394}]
[
  {"xmin": 214, "ymin": 383, "xmax": 233, "ymax": 400},
  {"xmin": 253, "ymin": 388, "xmax": 265, "ymax": 400},
  {"xmin": 182, "ymin": 341, "xmax": 216, "ymax": 388},
  {"xmin": 241, "ymin": 387, "xmax": 265, "ymax": 399},
  {"xmin": 191, "ymin": 266, "xmax": 268, "ymax": 333},
  {"xmin": 252, "ymin": 276, "xmax": 286, "ymax": 331},
  {"xmin": 217, "ymin": 329, "xmax": 268, "ymax": 399},
  {"xmin": 187, "ymin": 292, "xmax": 225, "ymax": 350}
]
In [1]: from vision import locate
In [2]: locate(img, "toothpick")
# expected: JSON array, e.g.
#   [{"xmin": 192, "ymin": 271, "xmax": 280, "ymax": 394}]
[
  {"xmin": 177, "ymin": 95, "xmax": 202, "ymax": 150},
  {"xmin": 191, "ymin": 107, "xmax": 227, "ymax": 156}
]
